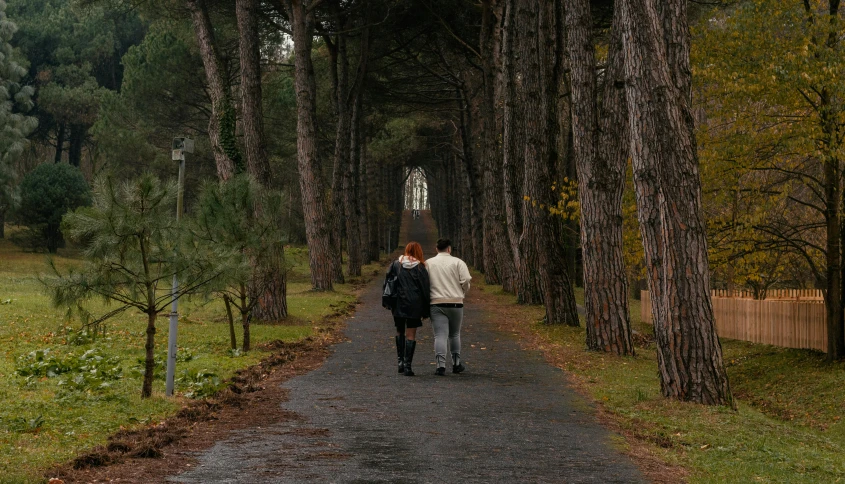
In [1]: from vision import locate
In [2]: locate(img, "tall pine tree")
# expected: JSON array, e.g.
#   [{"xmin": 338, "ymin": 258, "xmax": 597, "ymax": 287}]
[{"xmin": 0, "ymin": 0, "xmax": 36, "ymax": 238}]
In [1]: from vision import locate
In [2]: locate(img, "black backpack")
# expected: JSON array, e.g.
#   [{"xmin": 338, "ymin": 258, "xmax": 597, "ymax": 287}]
[{"xmin": 382, "ymin": 261, "xmax": 401, "ymax": 309}]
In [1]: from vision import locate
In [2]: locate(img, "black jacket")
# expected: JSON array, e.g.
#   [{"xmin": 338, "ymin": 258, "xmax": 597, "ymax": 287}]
[{"xmin": 386, "ymin": 259, "xmax": 431, "ymax": 319}]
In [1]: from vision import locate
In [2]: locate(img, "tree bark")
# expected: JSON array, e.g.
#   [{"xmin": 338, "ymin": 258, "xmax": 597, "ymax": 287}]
[
  {"xmin": 344, "ymin": 19, "xmax": 370, "ymax": 277},
  {"xmin": 344, "ymin": 95, "xmax": 363, "ymax": 276},
  {"xmin": 287, "ymin": 0, "xmax": 337, "ymax": 290},
  {"xmin": 620, "ymin": 0, "xmax": 733, "ymax": 405},
  {"xmin": 365, "ymin": 134, "xmax": 380, "ymax": 260},
  {"xmin": 223, "ymin": 295, "xmax": 237, "ymax": 350},
  {"xmin": 358, "ymin": 123, "xmax": 372, "ymax": 264},
  {"xmin": 237, "ymin": 0, "xmax": 287, "ymax": 321},
  {"xmin": 241, "ymin": 302, "xmax": 251, "ymax": 352},
  {"xmin": 237, "ymin": 0, "xmax": 271, "ymax": 183},
  {"xmin": 565, "ymin": 0, "xmax": 634, "ymax": 352},
  {"xmin": 54, "ymin": 123, "xmax": 65, "ymax": 163},
  {"xmin": 501, "ymin": 0, "xmax": 536, "ymax": 302},
  {"xmin": 521, "ymin": 0, "xmax": 579, "ymax": 325},
  {"xmin": 328, "ymin": 31, "xmax": 350, "ymax": 284},
  {"xmin": 390, "ymin": 164, "xmax": 402, "ymax": 249},
  {"xmin": 490, "ymin": 1, "xmax": 516, "ymax": 292},
  {"xmin": 456, "ymin": 87, "xmax": 484, "ymax": 270},
  {"xmin": 68, "ymin": 124, "xmax": 86, "ymax": 167},
  {"xmin": 253, "ymin": 240, "xmax": 288, "ymax": 321},
  {"xmin": 142, "ymin": 310, "xmax": 156, "ymax": 398},
  {"xmin": 479, "ymin": 0, "xmax": 507, "ymax": 286},
  {"xmin": 187, "ymin": 0, "xmax": 239, "ymax": 180},
  {"xmin": 458, "ymin": 153, "xmax": 473, "ymax": 261}
]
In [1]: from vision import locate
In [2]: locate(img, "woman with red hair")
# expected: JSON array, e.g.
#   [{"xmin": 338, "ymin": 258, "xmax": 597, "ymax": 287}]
[{"xmin": 385, "ymin": 241, "xmax": 430, "ymax": 376}]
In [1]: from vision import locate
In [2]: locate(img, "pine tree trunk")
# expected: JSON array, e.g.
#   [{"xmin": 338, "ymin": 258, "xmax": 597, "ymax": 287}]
[
  {"xmin": 223, "ymin": 295, "xmax": 237, "ymax": 350},
  {"xmin": 620, "ymin": 0, "xmax": 732, "ymax": 405},
  {"xmin": 237, "ymin": 0, "xmax": 271, "ymax": 183},
  {"xmin": 345, "ymin": 20, "xmax": 370, "ymax": 276},
  {"xmin": 565, "ymin": 0, "xmax": 634, "ymax": 351},
  {"xmin": 456, "ymin": 88, "xmax": 484, "ymax": 270},
  {"xmin": 391, "ymin": 165, "xmax": 402, "ymax": 249},
  {"xmin": 519, "ymin": 0, "xmax": 578, "ymax": 324},
  {"xmin": 344, "ymin": 103, "xmax": 362, "ymax": 276},
  {"xmin": 329, "ymin": 33, "xmax": 350, "ymax": 285},
  {"xmin": 365, "ymin": 134, "xmax": 380, "ymax": 260},
  {"xmin": 459, "ymin": 154, "xmax": 473, "ymax": 261},
  {"xmin": 238, "ymin": 0, "xmax": 287, "ymax": 321},
  {"xmin": 479, "ymin": 0, "xmax": 506, "ymax": 284},
  {"xmin": 142, "ymin": 310, "xmax": 156, "ymax": 398},
  {"xmin": 54, "ymin": 123, "xmax": 65, "ymax": 163},
  {"xmin": 288, "ymin": 0, "xmax": 336, "ymax": 290},
  {"xmin": 345, "ymin": 90, "xmax": 366, "ymax": 275},
  {"xmin": 490, "ymin": 1, "xmax": 515, "ymax": 292},
  {"xmin": 501, "ymin": 0, "xmax": 533, "ymax": 301},
  {"xmin": 358, "ymin": 127, "xmax": 372, "ymax": 264},
  {"xmin": 253, "ymin": 241, "xmax": 288, "ymax": 321},
  {"xmin": 68, "ymin": 124, "xmax": 86, "ymax": 167},
  {"xmin": 187, "ymin": 0, "xmax": 238, "ymax": 180},
  {"xmin": 242, "ymin": 308, "xmax": 251, "ymax": 352}
]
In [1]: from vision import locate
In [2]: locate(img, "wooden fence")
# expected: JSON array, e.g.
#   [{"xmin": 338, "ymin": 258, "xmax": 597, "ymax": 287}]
[
  {"xmin": 710, "ymin": 289, "xmax": 824, "ymax": 301},
  {"xmin": 641, "ymin": 290, "xmax": 827, "ymax": 352}
]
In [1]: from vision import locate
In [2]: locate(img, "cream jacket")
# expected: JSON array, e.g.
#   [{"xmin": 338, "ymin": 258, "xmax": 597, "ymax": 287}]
[{"xmin": 426, "ymin": 252, "xmax": 471, "ymax": 304}]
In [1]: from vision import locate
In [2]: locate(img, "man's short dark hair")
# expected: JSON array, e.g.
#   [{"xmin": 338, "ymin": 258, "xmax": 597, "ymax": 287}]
[{"xmin": 436, "ymin": 238, "xmax": 451, "ymax": 252}]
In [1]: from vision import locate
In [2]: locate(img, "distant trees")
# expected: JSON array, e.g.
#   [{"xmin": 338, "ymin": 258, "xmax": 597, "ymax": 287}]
[
  {"xmin": 0, "ymin": 0, "xmax": 37, "ymax": 238},
  {"xmin": 16, "ymin": 163, "xmax": 90, "ymax": 252},
  {"xmin": 8, "ymin": 0, "xmax": 145, "ymax": 167},
  {"xmin": 694, "ymin": 0, "xmax": 845, "ymax": 360}
]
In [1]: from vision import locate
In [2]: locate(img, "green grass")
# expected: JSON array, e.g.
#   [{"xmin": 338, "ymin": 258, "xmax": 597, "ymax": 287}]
[
  {"xmin": 0, "ymin": 236, "xmax": 383, "ymax": 483},
  {"xmin": 480, "ymin": 282, "xmax": 845, "ymax": 483}
]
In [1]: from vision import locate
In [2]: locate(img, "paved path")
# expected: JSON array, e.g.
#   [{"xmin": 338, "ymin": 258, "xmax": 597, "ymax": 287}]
[{"xmin": 170, "ymin": 212, "xmax": 644, "ymax": 483}]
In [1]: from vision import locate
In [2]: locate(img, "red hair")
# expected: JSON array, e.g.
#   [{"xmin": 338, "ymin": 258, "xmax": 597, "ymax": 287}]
[{"xmin": 404, "ymin": 241, "xmax": 425, "ymax": 265}]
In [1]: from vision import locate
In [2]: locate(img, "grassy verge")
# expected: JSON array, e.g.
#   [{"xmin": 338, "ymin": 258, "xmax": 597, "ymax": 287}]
[
  {"xmin": 475, "ymin": 276, "xmax": 845, "ymax": 484},
  {"xmin": 0, "ymin": 236, "xmax": 385, "ymax": 483}
]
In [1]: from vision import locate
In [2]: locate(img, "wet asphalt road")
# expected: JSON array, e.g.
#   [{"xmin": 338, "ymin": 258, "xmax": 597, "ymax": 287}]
[{"xmin": 169, "ymin": 212, "xmax": 644, "ymax": 483}]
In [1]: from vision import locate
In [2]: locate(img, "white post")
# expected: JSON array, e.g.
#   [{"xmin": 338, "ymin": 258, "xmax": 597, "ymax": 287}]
[{"xmin": 166, "ymin": 138, "xmax": 191, "ymax": 397}]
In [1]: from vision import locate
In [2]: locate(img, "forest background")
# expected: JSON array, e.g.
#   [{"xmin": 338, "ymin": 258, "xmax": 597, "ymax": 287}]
[{"xmin": 1, "ymin": 0, "xmax": 845, "ymax": 481}]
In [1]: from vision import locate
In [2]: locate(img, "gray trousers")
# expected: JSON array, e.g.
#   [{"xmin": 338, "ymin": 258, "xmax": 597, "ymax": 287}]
[{"xmin": 430, "ymin": 305, "xmax": 463, "ymax": 368}]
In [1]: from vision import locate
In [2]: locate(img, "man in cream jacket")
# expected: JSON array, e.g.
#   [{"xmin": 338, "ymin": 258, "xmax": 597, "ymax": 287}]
[{"xmin": 426, "ymin": 238, "xmax": 472, "ymax": 375}]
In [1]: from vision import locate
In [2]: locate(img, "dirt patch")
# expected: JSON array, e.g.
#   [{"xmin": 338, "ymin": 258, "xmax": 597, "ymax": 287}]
[{"xmin": 471, "ymin": 287, "xmax": 689, "ymax": 484}]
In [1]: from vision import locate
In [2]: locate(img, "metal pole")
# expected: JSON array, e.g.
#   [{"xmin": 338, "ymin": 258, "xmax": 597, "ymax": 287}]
[{"xmin": 165, "ymin": 153, "xmax": 186, "ymax": 397}]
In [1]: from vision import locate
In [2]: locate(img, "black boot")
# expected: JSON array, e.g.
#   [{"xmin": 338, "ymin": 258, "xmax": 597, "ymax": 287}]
[
  {"xmin": 403, "ymin": 339, "xmax": 417, "ymax": 376},
  {"xmin": 452, "ymin": 353, "xmax": 465, "ymax": 374},
  {"xmin": 395, "ymin": 335, "xmax": 405, "ymax": 373}
]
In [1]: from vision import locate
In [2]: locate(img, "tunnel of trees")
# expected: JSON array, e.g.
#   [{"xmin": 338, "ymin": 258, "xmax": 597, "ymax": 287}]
[{"xmin": 4, "ymin": 0, "xmax": 845, "ymax": 406}]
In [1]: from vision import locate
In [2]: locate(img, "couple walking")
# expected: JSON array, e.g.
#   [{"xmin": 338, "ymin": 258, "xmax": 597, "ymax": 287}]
[{"xmin": 385, "ymin": 238, "xmax": 471, "ymax": 376}]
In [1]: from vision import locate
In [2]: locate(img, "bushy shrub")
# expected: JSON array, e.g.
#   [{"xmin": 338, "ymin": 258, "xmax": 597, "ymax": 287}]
[{"xmin": 15, "ymin": 163, "xmax": 91, "ymax": 252}]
